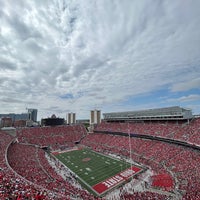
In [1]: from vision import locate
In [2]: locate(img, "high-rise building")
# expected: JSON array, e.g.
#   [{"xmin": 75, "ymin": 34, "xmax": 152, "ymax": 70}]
[
  {"xmin": 90, "ymin": 110, "xmax": 101, "ymax": 124},
  {"xmin": 28, "ymin": 109, "xmax": 38, "ymax": 122},
  {"xmin": 67, "ymin": 113, "xmax": 76, "ymax": 124}
]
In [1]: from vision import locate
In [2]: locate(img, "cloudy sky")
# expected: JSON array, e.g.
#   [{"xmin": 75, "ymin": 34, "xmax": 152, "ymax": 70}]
[{"xmin": 0, "ymin": 0, "xmax": 200, "ymax": 120}]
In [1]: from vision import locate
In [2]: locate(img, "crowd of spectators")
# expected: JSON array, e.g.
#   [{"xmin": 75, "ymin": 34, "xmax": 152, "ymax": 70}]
[
  {"xmin": 120, "ymin": 191, "xmax": 168, "ymax": 200},
  {"xmin": 83, "ymin": 120, "xmax": 200, "ymax": 200},
  {"xmin": 95, "ymin": 118, "xmax": 200, "ymax": 146},
  {"xmin": 1, "ymin": 118, "xmax": 200, "ymax": 199},
  {"xmin": 17, "ymin": 125, "xmax": 86, "ymax": 150},
  {"xmin": 0, "ymin": 131, "xmax": 53, "ymax": 199},
  {"xmin": 1, "ymin": 125, "xmax": 100, "ymax": 199},
  {"xmin": 7, "ymin": 142, "xmax": 103, "ymax": 200},
  {"xmin": 0, "ymin": 128, "xmax": 105, "ymax": 199}
]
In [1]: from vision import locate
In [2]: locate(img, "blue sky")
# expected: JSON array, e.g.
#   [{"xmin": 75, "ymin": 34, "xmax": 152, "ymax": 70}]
[{"xmin": 0, "ymin": 0, "xmax": 200, "ymax": 120}]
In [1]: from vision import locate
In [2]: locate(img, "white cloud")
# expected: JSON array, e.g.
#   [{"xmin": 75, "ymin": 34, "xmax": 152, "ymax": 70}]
[
  {"xmin": 167, "ymin": 94, "xmax": 200, "ymax": 103},
  {"xmin": 0, "ymin": 0, "xmax": 200, "ymax": 119},
  {"xmin": 171, "ymin": 78, "xmax": 200, "ymax": 92}
]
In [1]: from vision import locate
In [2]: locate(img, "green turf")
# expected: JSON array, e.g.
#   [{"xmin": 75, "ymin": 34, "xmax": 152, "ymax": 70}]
[{"xmin": 54, "ymin": 148, "xmax": 131, "ymax": 189}]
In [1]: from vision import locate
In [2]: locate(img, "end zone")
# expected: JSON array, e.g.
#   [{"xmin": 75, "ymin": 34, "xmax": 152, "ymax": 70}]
[
  {"xmin": 92, "ymin": 166, "xmax": 143, "ymax": 195},
  {"xmin": 52, "ymin": 147, "xmax": 79, "ymax": 155}
]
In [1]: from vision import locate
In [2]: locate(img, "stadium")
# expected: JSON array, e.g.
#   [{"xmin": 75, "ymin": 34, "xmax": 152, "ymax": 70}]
[{"xmin": 0, "ymin": 106, "xmax": 200, "ymax": 199}]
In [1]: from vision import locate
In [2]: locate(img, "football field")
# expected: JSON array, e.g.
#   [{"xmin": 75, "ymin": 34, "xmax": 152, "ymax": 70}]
[{"xmin": 54, "ymin": 148, "xmax": 143, "ymax": 196}]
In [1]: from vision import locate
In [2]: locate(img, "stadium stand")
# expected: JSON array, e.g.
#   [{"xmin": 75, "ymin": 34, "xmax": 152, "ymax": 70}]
[
  {"xmin": 0, "ymin": 131, "xmax": 53, "ymax": 199},
  {"xmin": 17, "ymin": 125, "xmax": 86, "ymax": 150},
  {"xmin": 94, "ymin": 118, "xmax": 200, "ymax": 146},
  {"xmin": 0, "ymin": 112, "xmax": 200, "ymax": 199},
  {"xmin": 82, "ymin": 131, "xmax": 200, "ymax": 199},
  {"xmin": 92, "ymin": 116, "xmax": 200, "ymax": 199}
]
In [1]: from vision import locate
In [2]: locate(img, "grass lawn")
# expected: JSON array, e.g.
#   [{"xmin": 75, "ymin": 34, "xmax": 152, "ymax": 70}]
[{"xmin": 54, "ymin": 148, "xmax": 143, "ymax": 196}]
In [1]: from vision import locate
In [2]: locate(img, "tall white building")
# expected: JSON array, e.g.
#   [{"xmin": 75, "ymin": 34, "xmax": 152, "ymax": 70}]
[
  {"xmin": 90, "ymin": 110, "xmax": 101, "ymax": 124},
  {"xmin": 67, "ymin": 113, "xmax": 76, "ymax": 124}
]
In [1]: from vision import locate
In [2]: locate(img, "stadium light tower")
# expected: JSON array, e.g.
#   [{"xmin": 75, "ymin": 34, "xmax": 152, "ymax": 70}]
[{"xmin": 128, "ymin": 123, "xmax": 133, "ymax": 174}]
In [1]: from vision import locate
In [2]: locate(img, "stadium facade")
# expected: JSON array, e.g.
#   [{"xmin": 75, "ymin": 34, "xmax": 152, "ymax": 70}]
[{"xmin": 103, "ymin": 106, "xmax": 193, "ymax": 122}]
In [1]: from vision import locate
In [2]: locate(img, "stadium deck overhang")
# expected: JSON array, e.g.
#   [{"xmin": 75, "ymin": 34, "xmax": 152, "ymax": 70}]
[{"xmin": 103, "ymin": 106, "xmax": 193, "ymax": 122}]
